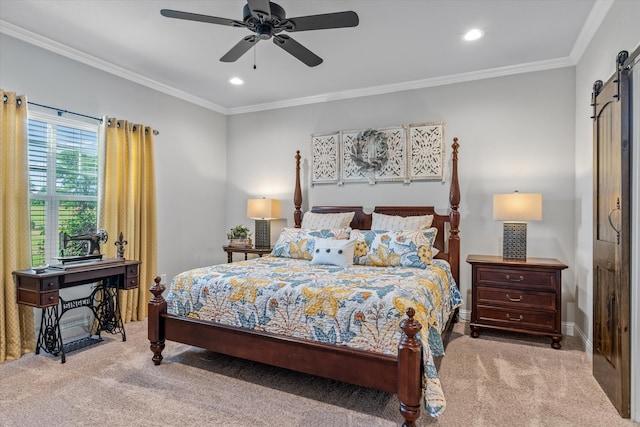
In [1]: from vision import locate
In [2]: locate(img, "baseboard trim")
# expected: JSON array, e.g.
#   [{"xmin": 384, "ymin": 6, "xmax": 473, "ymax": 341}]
[{"xmin": 572, "ymin": 322, "xmax": 593, "ymax": 359}]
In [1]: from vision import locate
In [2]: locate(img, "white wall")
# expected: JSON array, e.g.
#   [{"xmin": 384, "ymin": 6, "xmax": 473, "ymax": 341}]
[
  {"xmin": 1, "ymin": 34, "xmax": 227, "ymax": 336},
  {"xmin": 574, "ymin": 0, "xmax": 640, "ymax": 419},
  {"xmin": 227, "ymin": 68, "xmax": 577, "ymax": 322}
]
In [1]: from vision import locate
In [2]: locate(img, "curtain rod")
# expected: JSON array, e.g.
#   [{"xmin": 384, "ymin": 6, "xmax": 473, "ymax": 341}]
[
  {"xmin": 28, "ymin": 101, "xmax": 104, "ymax": 122},
  {"xmin": 3, "ymin": 97, "xmax": 159, "ymax": 136}
]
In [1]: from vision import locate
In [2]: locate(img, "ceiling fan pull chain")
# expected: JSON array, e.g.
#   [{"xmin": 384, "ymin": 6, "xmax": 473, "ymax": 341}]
[{"xmin": 253, "ymin": 44, "xmax": 257, "ymax": 69}]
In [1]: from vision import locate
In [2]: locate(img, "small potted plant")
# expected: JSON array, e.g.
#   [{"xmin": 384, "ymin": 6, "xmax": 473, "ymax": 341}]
[{"xmin": 227, "ymin": 224, "xmax": 252, "ymax": 247}]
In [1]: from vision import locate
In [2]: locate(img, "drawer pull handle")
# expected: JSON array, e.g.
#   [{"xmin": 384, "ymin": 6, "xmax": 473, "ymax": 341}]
[
  {"xmin": 506, "ymin": 294, "xmax": 523, "ymax": 302},
  {"xmin": 506, "ymin": 274, "xmax": 523, "ymax": 282},
  {"xmin": 506, "ymin": 314, "xmax": 523, "ymax": 322}
]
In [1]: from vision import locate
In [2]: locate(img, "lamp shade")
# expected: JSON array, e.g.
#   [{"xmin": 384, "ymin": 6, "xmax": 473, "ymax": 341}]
[
  {"xmin": 247, "ymin": 198, "xmax": 280, "ymax": 220},
  {"xmin": 493, "ymin": 193, "xmax": 542, "ymax": 221}
]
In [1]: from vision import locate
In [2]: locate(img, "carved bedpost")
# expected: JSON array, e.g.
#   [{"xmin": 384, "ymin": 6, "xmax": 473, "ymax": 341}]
[
  {"xmin": 397, "ymin": 308, "xmax": 422, "ymax": 427},
  {"xmin": 294, "ymin": 150, "xmax": 303, "ymax": 228},
  {"xmin": 448, "ymin": 138, "xmax": 460, "ymax": 287},
  {"xmin": 148, "ymin": 276, "xmax": 166, "ymax": 365}
]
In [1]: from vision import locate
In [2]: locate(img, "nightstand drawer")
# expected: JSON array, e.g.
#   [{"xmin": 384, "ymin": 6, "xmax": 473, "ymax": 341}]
[
  {"xmin": 476, "ymin": 305, "xmax": 557, "ymax": 333},
  {"xmin": 476, "ymin": 267, "xmax": 556, "ymax": 289},
  {"xmin": 476, "ymin": 286, "xmax": 556, "ymax": 310}
]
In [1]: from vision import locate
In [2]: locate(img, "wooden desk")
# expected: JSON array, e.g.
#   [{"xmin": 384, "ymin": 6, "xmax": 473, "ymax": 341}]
[
  {"xmin": 13, "ymin": 258, "xmax": 140, "ymax": 362},
  {"xmin": 222, "ymin": 246, "xmax": 272, "ymax": 263}
]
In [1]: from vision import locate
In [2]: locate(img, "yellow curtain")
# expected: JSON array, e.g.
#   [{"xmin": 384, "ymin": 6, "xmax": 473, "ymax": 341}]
[
  {"xmin": 98, "ymin": 117, "xmax": 157, "ymax": 323},
  {"xmin": 0, "ymin": 90, "xmax": 36, "ymax": 363}
]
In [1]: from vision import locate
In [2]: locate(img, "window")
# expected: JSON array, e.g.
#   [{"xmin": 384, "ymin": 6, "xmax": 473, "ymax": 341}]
[{"xmin": 28, "ymin": 112, "xmax": 99, "ymax": 266}]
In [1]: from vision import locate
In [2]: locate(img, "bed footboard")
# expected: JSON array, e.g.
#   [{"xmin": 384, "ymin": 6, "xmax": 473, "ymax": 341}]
[{"xmin": 147, "ymin": 276, "xmax": 424, "ymax": 426}]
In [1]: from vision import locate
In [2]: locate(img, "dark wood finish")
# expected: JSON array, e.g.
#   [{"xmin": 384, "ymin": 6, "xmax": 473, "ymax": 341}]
[
  {"xmin": 14, "ymin": 259, "xmax": 141, "ymax": 307},
  {"xmin": 591, "ymin": 54, "xmax": 632, "ymax": 418},
  {"xmin": 467, "ymin": 255, "xmax": 567, "ymax": 349},
  {"xmin": 150, "ymin": 141, "xmax": 461, "ymax": 426},
  {"xmin": 222, "ymin": 246, "xmax": 272, "ymax": 263},
  {"xmin": 14, "ymin": 259, "xmax": 140, "ymax": 362}
]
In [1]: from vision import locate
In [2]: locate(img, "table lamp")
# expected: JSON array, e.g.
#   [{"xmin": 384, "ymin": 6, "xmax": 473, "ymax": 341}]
[
  {"xmin": 493, "ymin": 192, "xmax": 542, "ymax": 260},
  {"xmin": 247, "ymin": 198, "xmax": 281, "ymax": 249}
]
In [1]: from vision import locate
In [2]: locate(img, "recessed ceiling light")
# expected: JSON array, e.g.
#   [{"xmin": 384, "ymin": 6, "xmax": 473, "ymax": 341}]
[
  {"xmin": 229, "ymin": 77, "xmax": 244, "ymax": 85},
  {"xmin": 463, "ymin": 29, "xmax": 484, "ymax": 42}
]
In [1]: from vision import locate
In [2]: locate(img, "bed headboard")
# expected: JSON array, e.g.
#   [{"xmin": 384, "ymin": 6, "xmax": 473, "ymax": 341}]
[{"xmin": 292, "ymin": 139, "xmax": 460, "ymax": 285}]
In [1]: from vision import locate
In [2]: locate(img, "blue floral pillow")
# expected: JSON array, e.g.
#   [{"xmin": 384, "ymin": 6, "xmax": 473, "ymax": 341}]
[
  {"xmin": 351, "ymin": 228, "xmax": 437, "ymax": 268},
  {"xmin": 271, "ymin": 228, "xmax": 351, "ymax": 259}
]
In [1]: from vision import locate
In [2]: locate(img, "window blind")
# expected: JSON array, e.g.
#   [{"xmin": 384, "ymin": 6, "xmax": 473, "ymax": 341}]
[{"xmin": 28, "ymin": 114, "xmax": 99, "ymax": 265}]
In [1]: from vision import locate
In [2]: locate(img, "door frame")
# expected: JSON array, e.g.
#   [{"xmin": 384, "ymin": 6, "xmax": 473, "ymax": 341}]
[{"xmin": 629, "ymin": 49, "xmax": 639, "ymax": 423}]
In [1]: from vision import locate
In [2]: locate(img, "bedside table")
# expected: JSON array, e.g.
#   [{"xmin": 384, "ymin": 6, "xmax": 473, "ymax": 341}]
[
  {"xmin": 466, "ymin": 254, "xmax": 568, "ymax": 349},
  {"xmin": 223, "ymin": 246, "xmax": 272, "ymax": 263}
]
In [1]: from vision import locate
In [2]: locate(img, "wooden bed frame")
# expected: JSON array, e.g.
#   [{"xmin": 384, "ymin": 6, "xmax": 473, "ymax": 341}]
[{"xmin": 148, "ymin": 138, "xmax": 460, "ymax": 427}]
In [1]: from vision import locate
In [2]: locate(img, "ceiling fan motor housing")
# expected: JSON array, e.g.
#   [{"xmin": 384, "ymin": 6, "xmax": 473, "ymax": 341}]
[{"xmin": 243, "ymin": 2, "xmax": 286, "ymax": 23}]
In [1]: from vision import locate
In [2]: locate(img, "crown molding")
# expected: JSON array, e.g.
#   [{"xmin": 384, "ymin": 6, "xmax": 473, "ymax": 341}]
[
  {"xmin": 227, "ymin": 57, "xmax": 575, "ymax": 115},
  {"xmin": 0, "ymin": 20, "xmax": 228, "ymax": 115},
  {"xmin": 569, "ymin": 0, "xmax": 615, "ymax": 64}
]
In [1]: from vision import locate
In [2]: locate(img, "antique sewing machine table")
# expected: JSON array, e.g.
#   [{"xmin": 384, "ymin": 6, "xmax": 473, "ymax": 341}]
[{"xmin": 13, "ymin": 258, "xmax": 140, "ymax": 363}]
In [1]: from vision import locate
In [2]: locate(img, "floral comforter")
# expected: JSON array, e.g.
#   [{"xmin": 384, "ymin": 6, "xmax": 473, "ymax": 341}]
[{"xmin": 165, "ymin": 256, "xmax": 462, "ymax": 417}]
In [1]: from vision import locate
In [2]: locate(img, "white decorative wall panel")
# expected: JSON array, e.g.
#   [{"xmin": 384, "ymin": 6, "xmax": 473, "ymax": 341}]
[
  {"xmin": 310, "ymin": 133, "xmax": 340, "ymax": 184},
  {"xmin": 312, "ymin": 122, "xmax": 444, "ymax": 185}
]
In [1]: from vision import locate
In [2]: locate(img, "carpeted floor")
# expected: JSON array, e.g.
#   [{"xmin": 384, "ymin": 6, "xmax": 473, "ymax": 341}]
[{"xmin": 0, "ymin": 320, "xmax": 636, "ymax": 426}]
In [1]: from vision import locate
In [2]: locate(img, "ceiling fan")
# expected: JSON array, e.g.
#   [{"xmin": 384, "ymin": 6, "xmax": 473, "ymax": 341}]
[{"xmin": 160, "ymin": 0, "xmax": 359, "ymax": 67}]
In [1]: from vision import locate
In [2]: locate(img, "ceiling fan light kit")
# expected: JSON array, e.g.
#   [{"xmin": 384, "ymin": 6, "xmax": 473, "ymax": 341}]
[{"xmin": 161, "ymin": 0, "xmax": 359, "ymax": 67}]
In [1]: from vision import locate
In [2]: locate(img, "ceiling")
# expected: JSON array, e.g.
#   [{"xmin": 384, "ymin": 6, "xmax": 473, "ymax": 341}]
[{"xmin": 0, "ymin": 0, "xmax": 604, "ymax": 115}]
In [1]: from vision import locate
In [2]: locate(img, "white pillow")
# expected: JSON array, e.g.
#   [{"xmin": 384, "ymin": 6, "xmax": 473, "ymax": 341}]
[
  {"xmin": 301, "ymin": 211, "xmax": 355, "ymax": 229},
  {"xmin": 310, "ymin": 238, "xmax": 356, "ymax": 267},
  {"xmin": 371, "ymin": 212, "xmax": 434, "ymax": 230}
]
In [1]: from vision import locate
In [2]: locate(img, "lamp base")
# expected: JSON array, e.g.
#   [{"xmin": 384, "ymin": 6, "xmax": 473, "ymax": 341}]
[
  {"xmin": 254, "ymin": 219, "xmax": 271, "ymax": 249},
  {"xmin": 503, "ymin": 222, "xmax": 527, "ymax": 260}
]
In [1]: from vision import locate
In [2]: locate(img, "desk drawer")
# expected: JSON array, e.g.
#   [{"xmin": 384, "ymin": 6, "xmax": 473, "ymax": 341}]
[
  {"xmin": 16, "ymin": 276, "xmax": 59, "ymax": 292},
  {"xmin": 476, "ymin": 286, "xmax": 556, "ymax": 310},
  {"xmin": 476, "ymin": 267, "xmax": 556, "ymax": 289},
  {"xmin": 18, "ymin": 288, "xmax": 58, "ymax": 307},
  {"xmin": 63, "ymin": 266, "xmax": 124, "ymax": 285},
  {"xmin": 126, "ymin": 264, "xmax": 139, "ymax": 276},
  {"xmin": 123, "ymin": 275, "xmax": 139, "ymax": 290},
  {"xmin": 476, "ymin": 305, "xmax": 557, "ymax": 333}
]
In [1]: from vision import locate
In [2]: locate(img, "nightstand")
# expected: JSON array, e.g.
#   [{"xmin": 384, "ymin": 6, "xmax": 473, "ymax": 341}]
[
  {"xmin": 223, "ymin": 246, "xmax": 272, "ymax": 263},
  {"xmin": 466, "ymin": 254, "xmax": 568, "ymax": 349}
]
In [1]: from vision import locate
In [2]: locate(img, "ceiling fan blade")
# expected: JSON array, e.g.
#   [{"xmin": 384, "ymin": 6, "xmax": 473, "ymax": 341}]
[
  {"xmin": 220, "ymin": 35, "xmax": 260, "ymax": 62},
  {"xmin": 160, "ymin": 9, "xmax": 245, "ymax": 27},
  {"xmin": 283, "ymin": 11, "xmax": 359, "ymax": 32},
  {"xmin": 247, "ymin": 0, "xmax": 271, "ymax": 19},
  {"xmin": 273, "ymin": 35, "xmax": 322, "ymax": 67}
]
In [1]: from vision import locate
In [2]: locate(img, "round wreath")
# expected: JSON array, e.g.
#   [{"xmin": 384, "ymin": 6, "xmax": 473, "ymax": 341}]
[{"xmin": 349, "ymin": 129, "xmax": 389, "ymax": 172}]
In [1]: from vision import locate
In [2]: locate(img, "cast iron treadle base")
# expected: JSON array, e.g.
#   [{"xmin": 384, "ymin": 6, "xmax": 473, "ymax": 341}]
[{"xmin": 63, "ymin": 336, "xmax": 103, "ymax": 354}]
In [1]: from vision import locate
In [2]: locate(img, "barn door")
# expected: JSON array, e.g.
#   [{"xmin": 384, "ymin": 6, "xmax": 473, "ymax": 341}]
[{"xmin": 591, "ymin": 51, "xmax": 631, "ymax": 418}]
